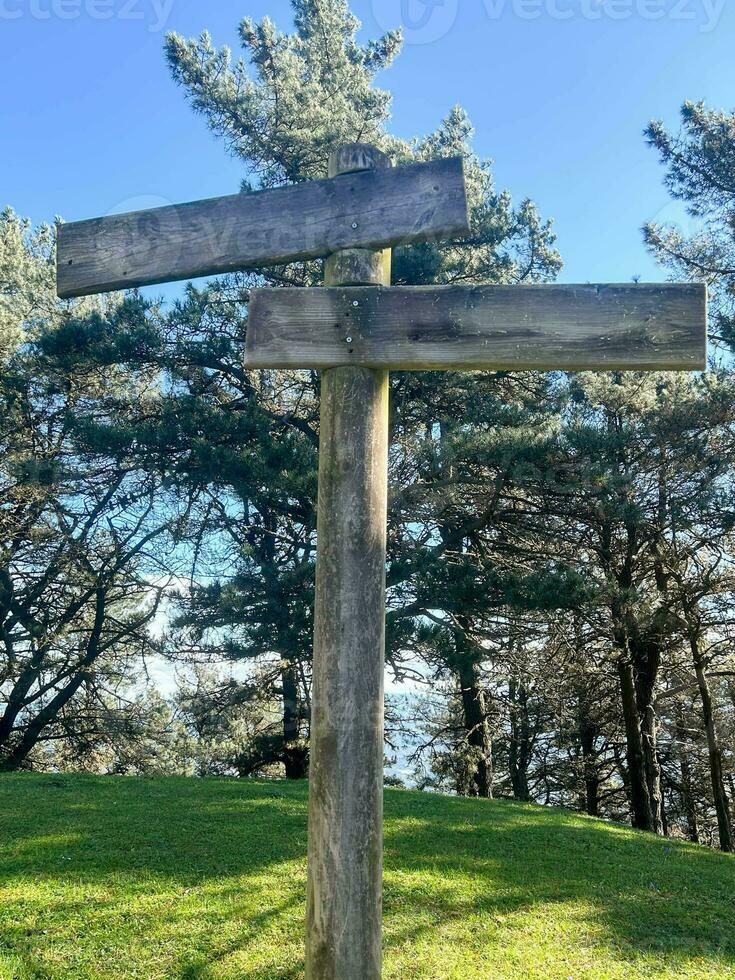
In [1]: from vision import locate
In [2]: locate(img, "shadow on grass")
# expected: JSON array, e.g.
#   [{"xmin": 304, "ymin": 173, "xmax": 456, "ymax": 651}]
[
  {"xmin": 1, "ymin": 774, "xmax": 308, "ymax": 879},
  {"xmin": 0, "ymin": 774, "xmax": 308, "ymax": 978},
  {"xmin": 382, "ymin": 790, "xmax": 735, "ymax": 975},
  {"xmin": 0, "ymin": 774, "xmax": 733, "ymax": 978}
]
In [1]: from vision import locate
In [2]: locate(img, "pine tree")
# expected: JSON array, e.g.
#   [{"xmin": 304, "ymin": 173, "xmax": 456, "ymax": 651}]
[
  {"xmin": 155, "ymin": 0, "xmax": 562, "ymax": 780},
  {"xmin": 0, "ymin": 209, "xmax": 175, "ymax": 769},
  {"xmin": 644, "ymin": 101, "xmax": 735, "ymax": 350}
]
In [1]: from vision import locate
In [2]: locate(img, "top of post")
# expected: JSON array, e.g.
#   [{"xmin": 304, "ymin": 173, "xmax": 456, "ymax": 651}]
[
  {"xmin": 325, "ymin": 144, "xmax": 393, "ymax": 287},
  {"xmin": 328, "ymin": 144, "xmax": 391, "ymax": 177}
]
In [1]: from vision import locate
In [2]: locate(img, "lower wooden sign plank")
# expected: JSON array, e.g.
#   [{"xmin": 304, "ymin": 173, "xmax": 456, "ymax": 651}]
[{"xmin": 245, "ymin": 283, "xmax": 707, "ymax": 372}]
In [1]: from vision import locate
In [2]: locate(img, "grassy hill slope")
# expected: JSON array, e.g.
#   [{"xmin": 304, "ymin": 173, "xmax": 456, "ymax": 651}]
[{"xmin": 0, "ymin": 774, "xmax": 733, "ymax": 979}]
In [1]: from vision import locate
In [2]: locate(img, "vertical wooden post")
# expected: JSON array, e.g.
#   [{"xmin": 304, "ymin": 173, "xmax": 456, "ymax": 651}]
[{"xmin": 306, "ymin": 144, "xmax": 392, "ymax": 980}]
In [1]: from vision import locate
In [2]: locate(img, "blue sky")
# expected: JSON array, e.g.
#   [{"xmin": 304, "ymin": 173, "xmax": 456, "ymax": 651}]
[{"xmin": 2, "ymin": 0, "xmax": 733, "ymax": 293}]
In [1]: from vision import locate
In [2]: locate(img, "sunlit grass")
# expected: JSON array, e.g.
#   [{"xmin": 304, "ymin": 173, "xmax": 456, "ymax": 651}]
[{"xmin": 0, "ymin": 774, "xmax": 733, "ymax": 978}]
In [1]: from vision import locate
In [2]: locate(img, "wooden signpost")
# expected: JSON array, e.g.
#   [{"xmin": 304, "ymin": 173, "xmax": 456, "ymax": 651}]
[{"xmin": 57, "ymin": 141, "xmax": 707, "ymax": 980}]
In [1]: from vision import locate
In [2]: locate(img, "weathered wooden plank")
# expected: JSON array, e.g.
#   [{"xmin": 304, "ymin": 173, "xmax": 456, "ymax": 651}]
[
  {"xmin": 56, "ymin": 155, "xmax": 469, "ymax": 298},
  {"xmin": 246, "ymin": 282, "xmax": 707, "ymax": 371}
]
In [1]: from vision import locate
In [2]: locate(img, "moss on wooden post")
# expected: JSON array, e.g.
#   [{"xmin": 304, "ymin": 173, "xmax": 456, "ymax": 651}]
[{"xmin": 305, "ymin": 144, "xmax": 391, "ymax": 979}]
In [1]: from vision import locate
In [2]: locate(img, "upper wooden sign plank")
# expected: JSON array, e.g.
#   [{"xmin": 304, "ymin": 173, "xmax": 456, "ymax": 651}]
[
  {"xmin": 245, "ymin": 283, "xmax": 707, "ymax": 372},
  {"xmin": 56, "ymin": 157, "xmax": 469, "ymax": 298}
]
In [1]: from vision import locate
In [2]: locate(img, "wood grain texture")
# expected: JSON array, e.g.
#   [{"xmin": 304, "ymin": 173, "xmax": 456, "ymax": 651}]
[
  {"xmin": 246, "ymin": 282, "xmax": 707, "ymax": 371},
  {"xmin": 323, "ymin": 247, "xmax": 391, "ymax": 286},
  {"xmin": 56, "ymin": 156, "xmax": 468, "ymax": 298},
  {"xmin": 328, "ymin": 143, "xmax": 391, "ymax": 176},
  {"xmin": 305, "ymin": 145, "xmax": 390, "ymax": 980}
]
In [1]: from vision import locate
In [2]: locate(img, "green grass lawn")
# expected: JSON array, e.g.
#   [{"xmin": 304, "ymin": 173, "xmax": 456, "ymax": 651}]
[{"xmin": 0, "ymin": 775, "xmax": 733, "ymax": 979}]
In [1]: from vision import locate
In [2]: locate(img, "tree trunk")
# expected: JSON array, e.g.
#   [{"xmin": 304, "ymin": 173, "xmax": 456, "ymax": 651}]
[
  {"xmin": 640, "ymin": 701, "xmax": 664, "ymax": 835},
  {"xmin": 630, "ymin": 622, "xmax": 664, "ymax": 835},
  {"xmin": 458, "ymin": 659, "xmax": 493, "ymax": 798},
  {"xmin": 691, "ymin": 643, "xmax": 733, "ymax": 852},
  {"xmin": 508, "ymin": 676, "xmax": 531, "ymax": 802},
  {"xmin": 605, "ymin": 510, "xmax": 664, "ymax": 835},
  {"xmin": 578, "ymin": 709, "xmax": 600, "ymax": 817},
  {"xmin": 0, "ymin": 652, "xmax": 46, "ymax": 754},
  {"xmin": 616, "ymin": 655, "xmax": 655, "ymax": 831},
  {"xmin": 610, "ymin": 600, "xmax": 663, "ymax": 834},
  {"xmin": 0, "ymin": 588, "xmax": 107, "ymax": 771},
  {"xmin": 660, "ymin": 789, "xmax": 669, "ymax": 837},
  {"xmin": 282, "ymin": 662, "xmax": 308, "ymax": 780},
  {"xmin": 675, "ymin": 710, "xmax": 700, "ymax": 844}
]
